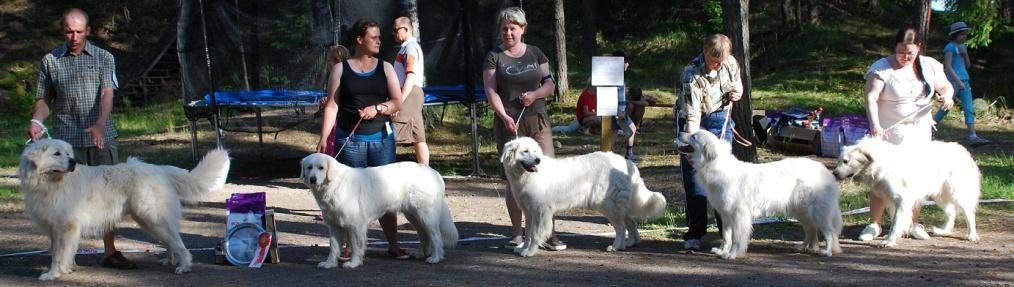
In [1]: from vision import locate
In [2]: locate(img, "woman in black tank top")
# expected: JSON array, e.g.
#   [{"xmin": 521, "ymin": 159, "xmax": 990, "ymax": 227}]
[{"xmin": 316, "ymin": 19, "xmax": 407, "ymax": 259}]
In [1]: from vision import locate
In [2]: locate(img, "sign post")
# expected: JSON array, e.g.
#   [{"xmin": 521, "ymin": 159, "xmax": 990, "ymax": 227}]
[{"xmin": 591, "ymin": 56, "xmax": 625, "ymax": 152}]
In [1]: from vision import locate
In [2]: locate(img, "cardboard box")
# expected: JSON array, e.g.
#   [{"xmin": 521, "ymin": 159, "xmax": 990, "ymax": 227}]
[
  {"xmin": 263, "ymin": 209, "xmax": 280, "ymax": 263},
  {"xmin": 768, "ymin": 126, "xmax": 821, "ymax": 155}
]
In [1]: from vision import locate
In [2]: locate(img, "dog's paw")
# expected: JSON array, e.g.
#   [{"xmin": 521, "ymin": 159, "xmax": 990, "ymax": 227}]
[
  {"xmin": 341, "ymin": 260, "xmax": 362, "ymax": 269},
  {"xmin": 605, "ymin": 245, "xmax": 618, "ymax": 252},
  {"xmin": 425, "ymin": 256, "xmax": 444, "ymax": 264},
  {"xmin": 967, "ymin": 233, "xmax": 980, "ymax": 242},
  {"xmin": 931, "ymin": 226, "xmax": 952, "ymax": 236},
  {"xmin": 818, "ymin": 250, "xmax": 832, "ymax": 257},
  {"xmin": 517, "ymin": 247, "xmax": 538, "ymax": 257},
  {"xmin": 174, "ymin": 266, "xmax": 191, "ymax": 275},
  {"xmin": 317, "ymin": 261, "xmax": 338, "ymax": 269},
  {"xmin": 878, "ymin": 240, "xmax": 898, "ymax": 248},
  {"xmin": 710, "ymin": 247, "xmax": 725, "ymax": 256},
  {"xmin": 720, "ymin": 252, "xmax": 737, "ymax": 260},
  {"xmin": 625, "ymin": 239, "xmax": 639, "ymax": 248},
  {"xmin": 38, "ymin": 271, "xmax": 61, "ymax": 281}
]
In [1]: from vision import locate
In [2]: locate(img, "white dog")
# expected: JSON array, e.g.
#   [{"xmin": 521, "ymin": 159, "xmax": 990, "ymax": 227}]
[
  {"xmin": 500, "ymin": 137, "xmax": 667, "ymax": 257},
  {"xmin": 677, "ymin": 131, "xmax": 842, "ymax": 259},
  {"xmin": 300, "ymin": 153, "xmax": 458, "ymax": 268},
  {"xmin": 832, "ymin": 138, "xmax": 981, "ymax": 247},
  {"xmin": 18, "ymin": 139, "xmax": 230, "ymax": 280}
]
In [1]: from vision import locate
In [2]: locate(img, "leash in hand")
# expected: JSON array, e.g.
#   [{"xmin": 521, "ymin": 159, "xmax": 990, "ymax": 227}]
[
  {"xmin": 334, "ymin": 117, "xmax": 364, "ymax": 156},
  {"xmin": 26, "ymin": 119, "xmax": 52, "ymax": 144}
]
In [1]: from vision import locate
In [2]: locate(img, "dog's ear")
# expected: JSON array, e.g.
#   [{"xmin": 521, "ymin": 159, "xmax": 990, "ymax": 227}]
[
  {"xmin": 699, "ymin": 133, "xmax": 721, "ymax": 161},
  {"xmin": 500, "ymin": 140, "xmax": 517, "ymax": 165},
  {"xmin": 299, "ymin": 156, "xmax": 308, "ymax": 182},
  {"xmin": 324, "ymin": 155, "xmax": 340, "ymax": 185}
]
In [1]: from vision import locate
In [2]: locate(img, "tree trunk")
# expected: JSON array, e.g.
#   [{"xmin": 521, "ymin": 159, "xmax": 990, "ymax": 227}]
[
  {"xmin": 915, "ymin": 0, "xmax": 931, "ymax": 48},
  {"xmin": 723, "ymin": 0, "xmax": 757, "ymax": 162},
  {"xmin": 553, "ymin": 0, "xmax": 570, "ymax": 100},
  {"xmin": 795, "ymin": 0, "xmax": 804, "ymax": 28},
  {"xmin": 581, "ymin": 0, "xmax": 597, "ymax": 56},
  {"xmin": 781, "ymin": 0, "xmax": 795, "ymax": 28},
  {"xmin": 808, "ymin": 0, "xmax": 821, "ymax": 25}
]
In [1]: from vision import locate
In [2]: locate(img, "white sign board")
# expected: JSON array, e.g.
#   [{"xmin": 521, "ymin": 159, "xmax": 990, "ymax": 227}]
[
  {"xmin": 596, "ymin": 87, "xmax": 618, "ymax": 116},
  {"xmin": 591, "ymin": 56, "xmax": 625, "ymax": 86}
]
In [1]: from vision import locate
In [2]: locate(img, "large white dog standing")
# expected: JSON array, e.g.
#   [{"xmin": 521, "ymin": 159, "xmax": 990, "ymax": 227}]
[
  {"xmin": 300, "ymin": 153, "xmax": 458, "ymax": 268},
  {"xmin": 500, "ymin": 137, "xmax": 667, "ymax": 257},
  {"xmin": 18, "ymin": 139, "xmax": 230, "ymax": 280},
  {"xmin": 833, "ymin": 138, "xmax": 981, "ymax": 247},
  {"xmin": 678, "ymin": 131, "xmax": 842, "ymax": 259}
]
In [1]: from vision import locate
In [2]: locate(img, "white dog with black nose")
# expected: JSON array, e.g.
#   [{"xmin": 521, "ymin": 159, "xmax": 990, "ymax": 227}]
[
  {"xmin": 500, "ymin": 137, "xmax": 667, "ymax": 257},
  {"xmin": 300, "ymin": 153, "xmax": 458, "ymax": 268},
  {"xmin": 833, "ymin": 138, "xmax": 981, "ymax": 247},
  {"xmin": 18, "ymin": 139, "xmax": 230, "ymax": 280},
  {"xmin": 677, "ymin": 130, "xmax": 842, "ymax": 259}
]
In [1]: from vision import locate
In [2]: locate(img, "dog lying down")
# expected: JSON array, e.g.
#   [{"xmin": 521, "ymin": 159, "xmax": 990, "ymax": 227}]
[
  {"xmin": 18, "ymin": 139, "xmax": 230, "ymax": 280},
  {"xmin": 500, "ymin": 137, "xmax": 667, "ymax": 257},
  {"xmin": 678, "ymin": 130, "xmax": 842, "ymax": 259},
  {"xmin": 833, "ymin": 138, "xmax": 981, "ymax": 247},
  {"xmin": 300, "ymin": 153, "xmax": 458, "ymax": 268}
]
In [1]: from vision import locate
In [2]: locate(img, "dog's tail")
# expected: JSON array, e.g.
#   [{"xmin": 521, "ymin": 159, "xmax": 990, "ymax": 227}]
[
  {"xmin": 177, "ymin": 149, "xmax": 231, "ymax": 204},
  {"xmin": 627, "ymin": 160, "xmax": 667, "ymax": 219},
  {"xmin": 438, "ymin": 196, "xmax": 459, "ymax": 249}
]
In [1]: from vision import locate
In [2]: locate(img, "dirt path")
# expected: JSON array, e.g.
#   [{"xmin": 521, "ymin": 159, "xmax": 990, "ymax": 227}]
[{"xmin": 1, "ymin": 178, "xmax": 1011, "ymax": 286}]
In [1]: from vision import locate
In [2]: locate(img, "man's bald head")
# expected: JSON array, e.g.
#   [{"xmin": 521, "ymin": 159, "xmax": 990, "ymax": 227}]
[
  {"xmin": 394, "ymin": 17, "xmax": 412, "ymax": 28},
  {"xmin": 62, "ymin": 8, "xmax": 89, "ymax": 27}
]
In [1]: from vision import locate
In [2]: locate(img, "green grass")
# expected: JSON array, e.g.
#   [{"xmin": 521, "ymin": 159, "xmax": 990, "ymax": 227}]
[{"xmin": 0, "ymin": 101, "xmax": 188, "ymax": 169}]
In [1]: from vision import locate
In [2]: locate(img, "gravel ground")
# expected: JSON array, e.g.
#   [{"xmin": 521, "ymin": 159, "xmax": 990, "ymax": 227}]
[{"xmin": 1, "ymin": 177, "xmax": 1011, "ymax": 286}]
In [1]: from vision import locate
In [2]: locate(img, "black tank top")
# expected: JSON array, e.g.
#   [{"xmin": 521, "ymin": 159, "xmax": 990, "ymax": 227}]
[{"xmin": 338, "ymin": 59, "xmax": 390, "ymax": 134}]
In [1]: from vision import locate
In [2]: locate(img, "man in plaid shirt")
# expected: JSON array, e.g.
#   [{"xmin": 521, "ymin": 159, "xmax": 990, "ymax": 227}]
[{"xmin": 26, "ymin": 8, "xmax": 133, "ymax": 269}]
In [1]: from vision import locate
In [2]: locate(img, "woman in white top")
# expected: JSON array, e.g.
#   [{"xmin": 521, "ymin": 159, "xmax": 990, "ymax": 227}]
[{"xmin": 858, "ymin": 27, "xmax": 954, "ymax": 242}]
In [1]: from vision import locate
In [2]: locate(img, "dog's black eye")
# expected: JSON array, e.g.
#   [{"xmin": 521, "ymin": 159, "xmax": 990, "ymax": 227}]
[
  {"xmin": 843, "ymin": 160, "xmax": 849, "ymax": 164},
  {"xmin": 318, "ymin": 166, "xmax": 324, "ymax": 170},
  {"xmin": 54, "ymin": 152, "xmax": 61, "ymax": 156}
]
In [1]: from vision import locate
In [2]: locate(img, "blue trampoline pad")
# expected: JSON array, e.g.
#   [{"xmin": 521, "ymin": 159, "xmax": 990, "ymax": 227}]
[
  {"xmin": 196, "ymin": 89, "xmax": 325, "ymax": 107},
  {"xmin": 423, "ymin": 85, "xmax": 487, "ymax": 105}
]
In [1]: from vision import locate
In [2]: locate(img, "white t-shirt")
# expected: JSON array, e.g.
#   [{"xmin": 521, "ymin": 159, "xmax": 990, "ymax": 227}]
[
  {"xmin": 394, "ymin": 37, "xmax": 425, "ymax": 88},
  {"xmin": 865, "ymin": 56, "xmax": 948, "ymax": 144}
]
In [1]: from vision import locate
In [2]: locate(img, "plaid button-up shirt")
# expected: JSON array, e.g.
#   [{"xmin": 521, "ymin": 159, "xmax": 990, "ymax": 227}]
[{"xmin": 36, "ymin": 42, "xmax": 119, "ymax": 147}]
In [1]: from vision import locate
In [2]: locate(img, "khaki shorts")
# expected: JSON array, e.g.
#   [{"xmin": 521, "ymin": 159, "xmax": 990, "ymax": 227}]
[
  {"xmin": 393, "ymin": 86, "xmax": 426, "ymax": 144},
  {"xmin": 73, "ymin": 141, "xmax": 119, "ymax": 166},
  {"xmin": 494, "ymin": 113, "xmax": 554, "ymax": 179}
]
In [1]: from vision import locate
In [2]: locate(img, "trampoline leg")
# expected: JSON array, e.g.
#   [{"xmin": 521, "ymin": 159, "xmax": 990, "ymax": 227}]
[
  {"xmin": 468, "ymin": 102, "xmax": 481, "ymax": 177},
  {"xmin": 256, "ymin": 108, "xmax": 264, "ymax": 156},
  {"xmin": 190, "ymin": 120, "xmax": 199, "ymax": 163}
]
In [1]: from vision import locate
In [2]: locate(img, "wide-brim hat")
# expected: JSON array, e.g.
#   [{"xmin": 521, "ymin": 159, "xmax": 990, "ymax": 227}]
[{"xmin": 949, "ymin": 21, "xmax": 970, "ymax": 37}]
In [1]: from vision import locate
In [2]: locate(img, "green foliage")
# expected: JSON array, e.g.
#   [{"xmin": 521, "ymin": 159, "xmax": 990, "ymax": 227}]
[
  {"xmin": 703, "ymin": 0, "xmax": 724, "ymax": 33},
  {"xmin": 0, "ymin": 61, "xmax": 39, "ymax": 129},
  {"xmin": 939, "ymin": 0, "xmax": 1002, "ymax": 48}
]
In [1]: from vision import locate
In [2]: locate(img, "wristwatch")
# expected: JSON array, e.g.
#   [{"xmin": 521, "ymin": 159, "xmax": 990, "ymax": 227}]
[{"xmin": 374, "ymin": 104, "xmax": 382, "ymax": 113}]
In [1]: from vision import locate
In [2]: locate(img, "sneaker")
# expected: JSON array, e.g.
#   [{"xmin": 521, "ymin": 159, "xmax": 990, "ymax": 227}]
[
  {"xmin": 505, "ymin": 236, "xmax": 525, "ymax": 249},
  {"xmin": 101, "ymin": 251, "xmax": 137, "ymax": 269},
  {"xmin": 858, "ymin": 223, "xmax": 881, "ymax": 241},
  {"xmin": 910, "ymin": 224, "xmax": 931, "ymax": 240},
  {"xmin": 969, "ymin": 135, "xmax": 990, "ymax": 146},
  {"xmin": 683, "ymin": 239, "xmax": 701, "ymax": 251},
  {"xmin": 542, "ymin": 237, "xmax": 567, "ymax": 251}
]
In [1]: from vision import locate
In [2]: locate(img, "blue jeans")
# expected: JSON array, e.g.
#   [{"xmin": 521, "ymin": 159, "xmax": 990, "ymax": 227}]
[
  {"xmin": 679, "ymin": 109, "xmax": 734, "ymax": 240},
  {"xmin": 934, "ymin": 79, "xmax": 975, "ymax": 125},
  {"xmin": 333, "ymin": 130, "xmax": 396, "ymax": 168}
]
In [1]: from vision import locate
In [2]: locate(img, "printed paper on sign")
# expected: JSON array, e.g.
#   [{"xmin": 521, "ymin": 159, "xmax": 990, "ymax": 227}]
[
  {"xmin": 591, "ymin": 56, "xmax": 624, "ymax": 86},
  {"xmin": 596, "ymin": 87, "xmax": 618, "ymax": 116}
]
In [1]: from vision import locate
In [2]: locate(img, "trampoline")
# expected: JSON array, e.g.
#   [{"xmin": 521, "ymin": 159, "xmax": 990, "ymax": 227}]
[{"xmin": 179, "ymin": 0, "xmax": 508, "ymax": 175}]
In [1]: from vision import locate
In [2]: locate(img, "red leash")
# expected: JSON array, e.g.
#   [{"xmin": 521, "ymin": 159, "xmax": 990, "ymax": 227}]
[{"xmin": 334, "ymin": 117, "xmax": 364, "ymax": 156}]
